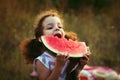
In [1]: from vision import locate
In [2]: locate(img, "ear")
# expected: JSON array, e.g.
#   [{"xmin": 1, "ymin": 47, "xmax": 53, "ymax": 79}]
[{"xmin": 38, "ymin": 37, "xmax": 42, "ymax": 42}]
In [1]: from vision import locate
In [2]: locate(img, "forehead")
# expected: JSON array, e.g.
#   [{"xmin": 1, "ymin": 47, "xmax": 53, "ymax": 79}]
[{"xmin": 43, "ymin": 16, "xmax": 61, "ymax": 26}]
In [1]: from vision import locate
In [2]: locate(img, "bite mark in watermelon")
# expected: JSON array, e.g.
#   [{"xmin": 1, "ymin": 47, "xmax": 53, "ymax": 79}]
[{"xmin": 41, "ymin": 36, "xmax": 88, "ymax": 57}]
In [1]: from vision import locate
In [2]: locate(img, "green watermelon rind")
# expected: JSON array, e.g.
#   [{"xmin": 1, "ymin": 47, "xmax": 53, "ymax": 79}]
[{"xmin": 41, "ymin": 36, "xmax": 87, "ymax": 57}]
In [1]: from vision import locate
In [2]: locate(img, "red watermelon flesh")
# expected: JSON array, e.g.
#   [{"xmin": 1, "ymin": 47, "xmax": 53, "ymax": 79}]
[{"xmin": 41, "ymin": 35, "xmax": 88, "ymax": 57}]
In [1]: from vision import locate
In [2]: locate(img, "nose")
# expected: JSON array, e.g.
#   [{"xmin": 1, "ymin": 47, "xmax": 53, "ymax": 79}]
[{"xmin": 54, "ymin": 26, "xmax": 59, "ymax": 31}]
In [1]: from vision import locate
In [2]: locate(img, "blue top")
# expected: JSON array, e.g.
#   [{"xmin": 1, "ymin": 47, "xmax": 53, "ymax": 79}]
[{"xmin": 33, "ymin": 52, "xmax": 69, "ymax": 80}]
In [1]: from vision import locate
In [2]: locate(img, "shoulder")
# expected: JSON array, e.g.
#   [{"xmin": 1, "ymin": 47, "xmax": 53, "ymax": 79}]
[
  {"xmin": 35, "ymin": 58, "xmax": 51, "ymax": 80},
  {"xmin": 34, "ymin": 52, "xmax": 55, "ymax": 70},
  {"xmin": 36, "ymin": 52, "xmax": 55, "ymax": 61}
]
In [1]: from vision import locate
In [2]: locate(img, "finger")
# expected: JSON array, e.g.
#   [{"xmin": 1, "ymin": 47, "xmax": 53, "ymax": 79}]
[
  {"xmin": 38, "ymin": 37, "xmax": 42, "ymax": 42},
  {"xmin": 86, "ymin": 54, "xmax": 90, "ymax": 57},
  {"xmin": 57, "ymin": 53, "xmax": 60, "ymax": 56},
  {"xmin": 57, "ymin": 52, "xmax": 63, "ymax": 56},
  {"xmin": 64, "ymin": 52, "xmax": 68, "ymax": 57},
  {"xmin": 80, "ymin": 59, "xmax": 87, "ymax": 66},
  {"xmin": 87, "ymin": 47, "xmax": 91, "ymax": 54},
  {"xmin": 82, "ymin": 54, "xmax": 89, "ymax": 61},
  {"xmin": 57, "ymin": 52, "xmax": 69, "ymax": 60},
  {"xmin": 65, "ymin": 53, "xmax": 70, "ymax": 59}
]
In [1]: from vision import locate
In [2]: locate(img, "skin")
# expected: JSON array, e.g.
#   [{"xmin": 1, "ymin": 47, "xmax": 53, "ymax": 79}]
[
  {"xmin": 36, "ymin": 16, "xmax": 90, "ymax": 80},
  {"xmin": 36, "ymin": 16, "xmax": 69, "ymax": 80},
  {"xmin": 43, "ymin": 16, "xmax": 65, "ymax": 38}
]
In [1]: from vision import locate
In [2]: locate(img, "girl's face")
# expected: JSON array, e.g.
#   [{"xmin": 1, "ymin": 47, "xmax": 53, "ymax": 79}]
[{"xmin": 42, "ymin": 16, "xmax": 65, "ymax": 38}]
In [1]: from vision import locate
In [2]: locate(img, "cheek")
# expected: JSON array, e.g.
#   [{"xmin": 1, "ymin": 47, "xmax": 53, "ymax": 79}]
[
  {"xmin": 61, "ymin": 29, "xmax": 65, "ymax": 36},
  {"xmin": 43, "ymin": 30, "xmax": 53, "ymax": 35}
]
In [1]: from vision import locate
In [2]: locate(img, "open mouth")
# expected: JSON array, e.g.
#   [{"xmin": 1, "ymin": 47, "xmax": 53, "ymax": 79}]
[{"xmin": 54, "ymin": 33, "xmax": 62, "ymax": 38}]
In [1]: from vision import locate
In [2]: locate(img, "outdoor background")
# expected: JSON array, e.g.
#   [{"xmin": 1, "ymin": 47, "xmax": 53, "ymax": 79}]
[{"xmin": 0, "ymin": 0, "xmax": 120, "ymax": 80}]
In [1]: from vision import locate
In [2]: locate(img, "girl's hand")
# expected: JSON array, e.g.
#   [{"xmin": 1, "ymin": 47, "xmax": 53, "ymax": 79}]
[
  {"xmin": 80, "ymin": 54, "xmax": 89, "ymax": 66},
  {"xmin": 55, "ymin": 53, "xmax": 69, "ymax": 68},
  {"xmin": 77, "ymin": 54, "xmax": 90, "ymax": 70},
  {"xmin": 78, "ymin": 46, "xmax": 91, "ymax": 69}
]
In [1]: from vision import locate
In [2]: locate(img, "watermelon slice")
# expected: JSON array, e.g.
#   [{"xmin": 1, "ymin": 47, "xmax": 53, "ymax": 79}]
[{"xmin": 41, "ymin": 35, "xmax": 88, "ymax": 57}]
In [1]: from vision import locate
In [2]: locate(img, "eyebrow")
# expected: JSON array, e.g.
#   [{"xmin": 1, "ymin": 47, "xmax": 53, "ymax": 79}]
[
  {"xmin": 47, "ymin": 22, "xmax": 62, "ymax": 26},
  {"xmin": 47, "ymin": 23, "xmax": 53, "ymax": 25}
]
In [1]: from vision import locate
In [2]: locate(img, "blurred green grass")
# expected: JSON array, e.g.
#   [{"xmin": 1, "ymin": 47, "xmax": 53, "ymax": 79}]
[{"xmin": 0, "ymin": 0, "xmax": 120, "ymax": 79}]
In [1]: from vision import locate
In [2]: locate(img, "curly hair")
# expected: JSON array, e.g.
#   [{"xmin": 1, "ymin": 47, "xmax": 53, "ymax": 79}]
[
  {"xmin": 20, "ymin": 10, "xmax": 78, "ymax": 63},
  {"xmin": 19, "ymin": 32, "xmax": 78, "ymax": 64},
  {"xmin": 19, "ymin": 10, "xmax": 81, "ymax": 80},
  {"xmin": 34, "ymin": 10, "xmax": 64, "ymax": 39}
]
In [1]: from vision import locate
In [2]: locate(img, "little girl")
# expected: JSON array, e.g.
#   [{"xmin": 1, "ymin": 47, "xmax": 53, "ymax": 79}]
[{"xmin": 20, "ymin": 10, "xmax": 90, "ymax": 80}]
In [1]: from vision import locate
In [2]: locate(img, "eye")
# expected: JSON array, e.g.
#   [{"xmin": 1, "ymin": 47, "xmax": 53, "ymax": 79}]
[
  {"xmin": 58, "ymin": 25, "xmax": 63, "ymax": 29},
  {"xmin": 57, "ymin": 23, "xmax": 63, "ymax": 29},
  {"xmin": 58, "ymin": 26, "xmax": 61, "ymax": 28},
  {"xmin": 47, "ymin": 25, "xmax": 53, "ymax": 30},
  {"xmin": 47, "ymin": 27, "xmax": 53, "ymax": 29}
]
